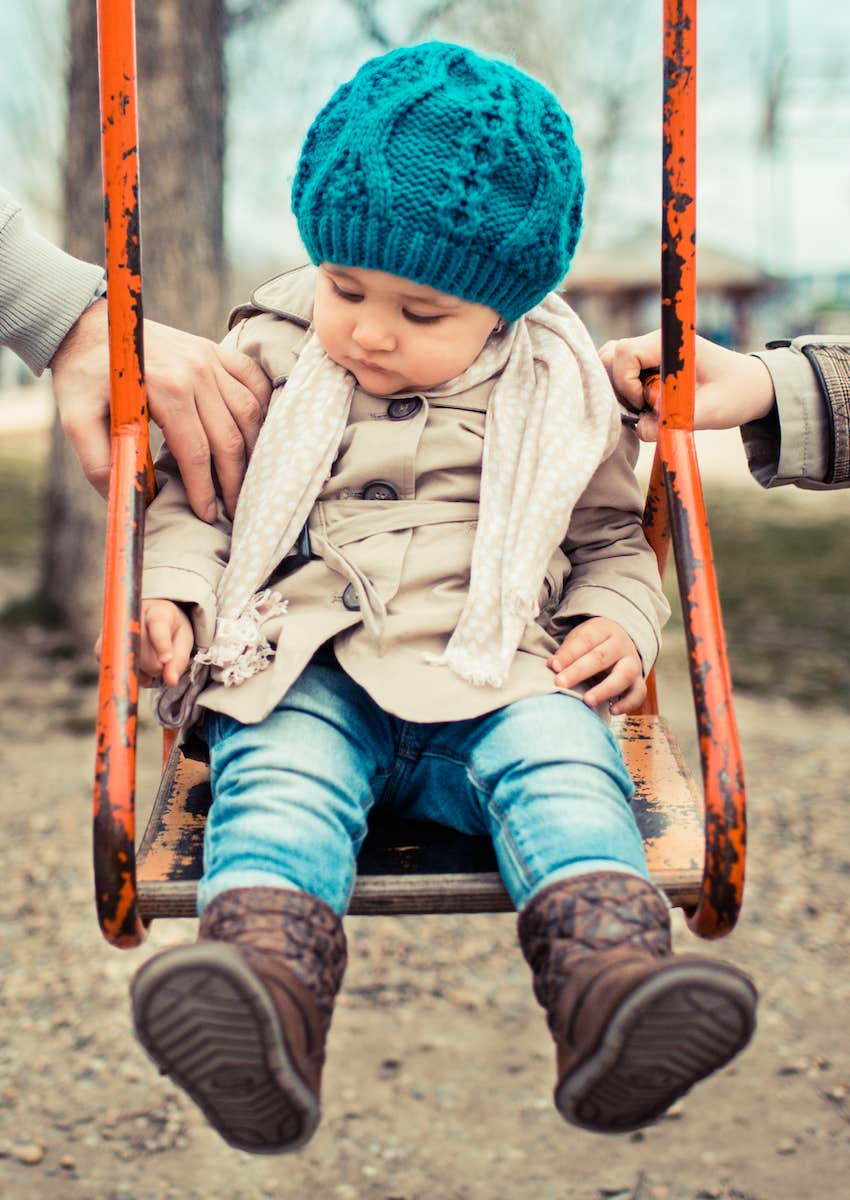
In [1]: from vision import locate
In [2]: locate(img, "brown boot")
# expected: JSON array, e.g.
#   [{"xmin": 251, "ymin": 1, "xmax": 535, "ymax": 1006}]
[
  {"xmin": 518, "ymin": 871, "xmax": 757, "ymax": 1134},
  {"xmin": 130, "ymin": 887, "xmax": 346, "ymax": 1154}
]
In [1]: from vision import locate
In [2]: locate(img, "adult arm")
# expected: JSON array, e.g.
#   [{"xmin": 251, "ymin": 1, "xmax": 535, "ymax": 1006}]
[
  {"xmin": 599, "ymin": 328, "xmax": 850, "ymax": 490},
  {"xmin": 0, "ymin": 186, "xmax": 104, "ymax": 372},
  {"xmin": 745, "ymin": 336, "xmax": 850, "ymax": 489},
  {"xmin": 0, "ymin": 186, "xmax": 272, "ymax": 518},
  {"xmin": 51, "ymin": 299, "xmax": 272, "ymax": 518}
]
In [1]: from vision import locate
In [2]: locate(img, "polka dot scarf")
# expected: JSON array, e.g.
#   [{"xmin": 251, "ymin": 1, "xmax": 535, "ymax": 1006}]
[{"xmin": 187, "ymin": 292, "xmax": 621, "ymax": 698}]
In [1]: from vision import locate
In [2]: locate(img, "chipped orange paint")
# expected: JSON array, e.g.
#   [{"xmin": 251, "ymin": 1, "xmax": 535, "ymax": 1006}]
[
  {"xmin": 161, "ymin": 726, "xmax": 178, "ymax": 771},
  {"xmin": 93, "ymin": 0, "xmax": 149, "ymax": 948},
  {"xmin": 635, "ymin": 435, "xmax": 670, "ymax": 716},
  {"xmin": 135, "ymin": 717, "xmax": 705, "ymax": 920},
  {"xmin": 95, "ymin": 0, "xmax": 745, "ymax": 945},
  {"xmin": 657, "ymin": 0, "xmax": 747, "ymax": 937}
]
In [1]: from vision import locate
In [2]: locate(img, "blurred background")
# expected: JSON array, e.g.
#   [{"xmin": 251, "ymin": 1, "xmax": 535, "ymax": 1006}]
[
  {"xmin": 1, "ymin": 0, "xmax": 849, "ymax": 681},
  {"xmin": 5, "ymin": 0, "xmax": 850, "ymax": 349},
  {"xmin": 1, "ymin": 8, "xmax": 849, "ymax": 1197}
]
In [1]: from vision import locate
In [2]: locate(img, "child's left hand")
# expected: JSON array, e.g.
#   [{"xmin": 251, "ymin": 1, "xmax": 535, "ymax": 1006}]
[{"xmin": 548, "ymin": 617, "xmax": 646, "ymax": 715}]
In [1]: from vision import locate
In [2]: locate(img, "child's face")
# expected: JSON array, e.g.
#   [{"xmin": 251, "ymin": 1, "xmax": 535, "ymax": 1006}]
[{"xmin": 314, "ymin": 264, "xmax": 501, "ymax": 395}]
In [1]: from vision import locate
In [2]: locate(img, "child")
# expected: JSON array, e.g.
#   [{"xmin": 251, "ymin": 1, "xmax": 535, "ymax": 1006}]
[{"xmin": 129, "ymin": 42, "xmax": 757, "ymax": 1154}]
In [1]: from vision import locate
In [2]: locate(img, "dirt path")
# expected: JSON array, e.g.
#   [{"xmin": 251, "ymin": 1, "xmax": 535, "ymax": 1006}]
[{"xmin": 0, "ymin": 621, "xmax": 847, "ymax": 1200}]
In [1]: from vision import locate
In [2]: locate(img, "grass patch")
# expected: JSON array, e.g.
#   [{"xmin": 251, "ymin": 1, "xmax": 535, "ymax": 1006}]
[
  {"xmin": 0, "ymin": 439, "xmax": 63, "ymax": 628},
  {"xmin": 0, "ymin": 450, "xmax": 45, "ymax": 564},
  {"xmin": 664, "ymin": 487, "xmax": 850, "ymax": 708},
  {"xmin": 0, "ymin": 592, "xmax": 64, "ymax": 629}
]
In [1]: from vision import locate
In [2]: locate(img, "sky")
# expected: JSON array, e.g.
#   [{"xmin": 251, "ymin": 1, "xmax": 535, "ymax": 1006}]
[{"xmin": 2, "ymin": 0, "xmax": 850, "ymax": 279}]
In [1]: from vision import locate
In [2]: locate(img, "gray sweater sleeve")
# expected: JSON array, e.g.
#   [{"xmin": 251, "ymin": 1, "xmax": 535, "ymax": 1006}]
[{"xmin": 0, "ymin": 187, "xmax": 106, "ymax": 375}]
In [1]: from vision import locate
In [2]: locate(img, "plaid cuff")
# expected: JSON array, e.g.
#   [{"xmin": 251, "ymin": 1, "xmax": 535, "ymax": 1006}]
[{"xmin": 801, "ymin": 343, "xmax": 850, "ymax": 485}]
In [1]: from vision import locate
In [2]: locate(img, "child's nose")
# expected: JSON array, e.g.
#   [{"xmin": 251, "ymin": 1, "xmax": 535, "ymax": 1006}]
[{"xmin": 352, "ymin": 315, "xmax": 396, "ymax": 352}]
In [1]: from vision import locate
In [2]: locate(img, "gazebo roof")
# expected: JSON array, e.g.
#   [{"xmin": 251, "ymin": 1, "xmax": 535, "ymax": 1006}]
[{"xmin": 564, "ymin": 225, "xmax": 777, "ymax": 295}]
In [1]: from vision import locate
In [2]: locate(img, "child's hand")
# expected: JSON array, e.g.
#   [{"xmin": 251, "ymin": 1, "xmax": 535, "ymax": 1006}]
[
  {"xmin": 140, "ymin": 598, "xmax": 194, "ymax": 687},
  {"xmin": 548, "ymin": 617, "xmax": 646, "ymax": 715}
]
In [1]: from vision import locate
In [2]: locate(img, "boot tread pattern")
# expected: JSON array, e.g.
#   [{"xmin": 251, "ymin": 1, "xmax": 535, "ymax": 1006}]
[
  {"xmin": 131, "ymin": 944, "xmax": 319, "ymax": 1154},
  {"xmin": 557, "ymin": 962, "xmax": 757, "ymax": 1134}
]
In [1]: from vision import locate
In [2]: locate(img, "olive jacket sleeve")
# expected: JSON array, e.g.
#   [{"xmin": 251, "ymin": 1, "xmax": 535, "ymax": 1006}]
[{"xmin": 743, "ymin": 335, "xmax": 850, "ymax": 490}]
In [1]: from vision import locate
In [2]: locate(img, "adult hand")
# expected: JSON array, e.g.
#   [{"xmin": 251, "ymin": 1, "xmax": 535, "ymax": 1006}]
[
  {"xmin": 598, "ymin": 329, "xmax": 776, "ymax": 441},
  {"xmin": 50, "ymin": 298, "xmax": 271, "ymax": 520},
  {"xmin": 548, "ymin": 616, "xmax": 646, "ymax": 715}
]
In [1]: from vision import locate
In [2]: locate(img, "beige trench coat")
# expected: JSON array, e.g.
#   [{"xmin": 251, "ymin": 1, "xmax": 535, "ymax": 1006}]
[{"xmin": 143, "ymin": 266, "xmax": 669, "ymax": 726}]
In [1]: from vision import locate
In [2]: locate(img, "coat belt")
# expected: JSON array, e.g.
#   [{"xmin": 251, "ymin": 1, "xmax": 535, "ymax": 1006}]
[{"xmin": 306, "ymin": 500, "xmax": 480, "ymax": 640}]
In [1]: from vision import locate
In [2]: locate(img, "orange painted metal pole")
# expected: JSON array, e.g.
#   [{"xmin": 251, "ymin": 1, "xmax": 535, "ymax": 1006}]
[
  {"xmin": 634, "ymin": 441, "xmax": 669, "ymax": 716},
  {"xmin": 659, "ymin": 0, "xmax": 747, "ymax": 937},
  {"xmin": 93, "ymin": 0, "xmax": 150, "ymax": 948}
]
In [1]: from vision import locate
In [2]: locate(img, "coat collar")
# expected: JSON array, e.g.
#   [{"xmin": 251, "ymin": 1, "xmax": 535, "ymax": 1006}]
[{"xmin": 228, "ymin": 263, "xmax": 316, "ymax": 331}]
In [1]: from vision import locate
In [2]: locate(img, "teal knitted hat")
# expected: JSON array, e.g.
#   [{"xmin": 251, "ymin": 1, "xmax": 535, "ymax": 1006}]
[{"xmin": 292, "ymin": 42, "xmax": 583, "ymax": 322}]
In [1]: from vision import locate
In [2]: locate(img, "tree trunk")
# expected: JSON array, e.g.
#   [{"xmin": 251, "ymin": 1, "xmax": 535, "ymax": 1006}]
[{"xmin": 43, "ymin": 0, "xmax": 226, "ymax": 648}]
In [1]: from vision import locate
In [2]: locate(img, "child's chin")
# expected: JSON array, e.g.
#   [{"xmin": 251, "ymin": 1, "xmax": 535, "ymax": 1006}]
[{"xmin": 353, "ymin": 368, "xmax": 406, "ymax": 395}]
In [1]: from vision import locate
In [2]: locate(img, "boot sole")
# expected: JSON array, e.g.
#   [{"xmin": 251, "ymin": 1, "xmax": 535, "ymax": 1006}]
[
  {"xmin": 554, "ymin": 959, "xmax": 757, "ymax": 1134},
  {"xmin": 131, "ymin": 943, "xmax": 320, "ymax": 1154}
]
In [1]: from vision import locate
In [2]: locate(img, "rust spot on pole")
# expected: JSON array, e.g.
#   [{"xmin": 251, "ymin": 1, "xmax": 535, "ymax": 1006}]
[
  {"xmin": 658, "ymin": 0, "xmax": 747, "ymax": 937},
  {"xmin": 93, "ymin": 0, "xmax": 149, "ymax": 948}
]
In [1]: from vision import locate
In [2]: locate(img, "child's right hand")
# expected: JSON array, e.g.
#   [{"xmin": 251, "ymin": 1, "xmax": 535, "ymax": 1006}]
[{"xmin": 140, "ymin": 598, "xmax": 194, "ymax": 687}]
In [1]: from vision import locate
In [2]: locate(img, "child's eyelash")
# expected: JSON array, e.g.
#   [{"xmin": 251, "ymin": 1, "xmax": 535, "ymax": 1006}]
[
  {"xmin": 404, "ymin": 311, "xmax": 443, "ymax": 325},
  {"xmin": 331, "ymin": 281, "xmax": 362, "ymax": 301},
  {"xmin": 330, "ymin": 280, "xmax": 442, "ymax": 323}
]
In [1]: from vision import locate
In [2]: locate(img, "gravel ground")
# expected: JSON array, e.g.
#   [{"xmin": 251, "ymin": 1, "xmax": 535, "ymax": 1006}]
[{"xmin": 0, "ymin": 620, "xmax": 848, "ymax": 1200}]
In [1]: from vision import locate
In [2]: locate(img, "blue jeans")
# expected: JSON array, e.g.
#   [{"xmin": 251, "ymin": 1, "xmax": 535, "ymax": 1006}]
[{"xmin": 200, "ymin": 659, "xmax": 648, "ymax": 916}]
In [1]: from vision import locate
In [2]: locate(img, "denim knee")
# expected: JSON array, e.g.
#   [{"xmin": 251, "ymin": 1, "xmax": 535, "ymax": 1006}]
[
  {"xmin": 200, "ymin": 666, "xmax": 393, "ymax": 914},
  {"xmin": 462, "ymin": 694, "xmax": 647, "ymax": 908}
]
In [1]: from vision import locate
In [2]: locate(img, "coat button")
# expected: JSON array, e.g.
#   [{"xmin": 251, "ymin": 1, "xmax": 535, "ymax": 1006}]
[
  {"xmin": 342, "ymin": 583, "xmax": 360, "ymax": 610},
  {"xmin": 387, "ymin": 397, "xmax": 422, "ymax": 421},
  {"xmin": 362, "ymin": 480, "xmax": 398, "ymax": 501}
]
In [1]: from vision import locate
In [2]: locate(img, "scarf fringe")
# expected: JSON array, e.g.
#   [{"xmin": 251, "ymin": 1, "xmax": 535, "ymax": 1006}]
[
  {"xmin": 194, "ymin": 589, "xmax": 289, "ymax": 687},
  {"xmin": 422, "ymin": 594, "xmax": 539, "ymax": 688},
  {"xmin": 423, "ymin": 612, "xmax": 527, "ymax": 688},
  {"xmin": 422, "ymin": 647, "xmax": 508, "ymax": 688}
]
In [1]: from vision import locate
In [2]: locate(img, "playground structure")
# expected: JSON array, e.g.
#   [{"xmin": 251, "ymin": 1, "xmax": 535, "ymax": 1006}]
[{"xmin": 92, "ymin": 0, "xmax": 746, "ymax": 949}]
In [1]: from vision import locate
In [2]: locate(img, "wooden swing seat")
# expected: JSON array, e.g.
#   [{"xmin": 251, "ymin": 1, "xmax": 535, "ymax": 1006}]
[{"xmin": 136, "ymin": 713, "xmax": 702, "ymax": 920}]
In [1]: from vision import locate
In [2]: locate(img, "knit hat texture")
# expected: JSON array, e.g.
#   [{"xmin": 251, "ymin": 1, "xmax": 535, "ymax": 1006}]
[{"xmin": 291, "ymin": 42, "xmax": 583, "ymax": 322}]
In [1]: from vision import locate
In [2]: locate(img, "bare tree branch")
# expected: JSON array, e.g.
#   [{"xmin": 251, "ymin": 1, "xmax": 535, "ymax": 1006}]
[
  {"xmin": 408, "ymin": 0, "xmax": 464, "ymax": 42},
  {"xmin": 756, "ymin": 5, "xmax": 790, "ymax": 152},
  {"xmin": 0, "ymin": 0, "xmax": 67, "ymax": 223},
  {"xmin": 225, "ymin": 0, "xmax": 292, "ymax": 33},
  {"xmin": 346, "ymin": 0, "xmax": 392, "ymax": 50},
  {"xmin": 344, "ymin": 0, "xmax": 463, "ymax": 50}
]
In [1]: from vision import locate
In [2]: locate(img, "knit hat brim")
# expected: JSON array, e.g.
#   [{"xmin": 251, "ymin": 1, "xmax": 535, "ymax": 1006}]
[{"xmin": 292, "ymin": 42, "xmax": 584, "ymax": 320}]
